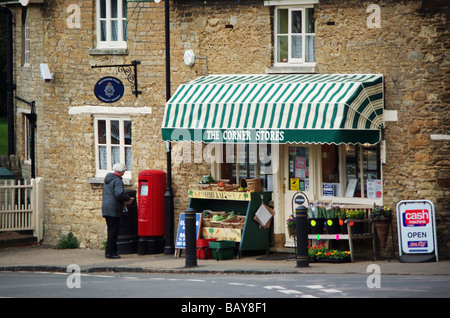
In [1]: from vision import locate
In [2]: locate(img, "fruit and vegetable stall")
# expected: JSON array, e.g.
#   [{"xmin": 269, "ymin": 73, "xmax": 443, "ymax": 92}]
[{"xmin": 187, "ymin": 176, "xmax": 273, "ymax": 257}]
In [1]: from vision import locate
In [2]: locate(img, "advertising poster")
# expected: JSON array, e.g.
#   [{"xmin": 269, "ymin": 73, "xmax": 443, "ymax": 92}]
[
  {"xmin": 295, "ymin": 157, "xmax": 306, "ymax": 179},
  {"xmin": 397, "ymin": 200, "xmax": 438, "ymax": 261},
  {"xmin": 367, "ymin": 179, "xmax": 382, "ymax": 198},
  {"xmin": 175, "ymin": 213, "xmax": 202, "ymax": 249}
]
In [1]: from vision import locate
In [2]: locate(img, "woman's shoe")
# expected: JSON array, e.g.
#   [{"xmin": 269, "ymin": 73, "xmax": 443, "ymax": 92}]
[{"xmin": 105, "ymin": 254, "xmax": 121, "ymax": 259}]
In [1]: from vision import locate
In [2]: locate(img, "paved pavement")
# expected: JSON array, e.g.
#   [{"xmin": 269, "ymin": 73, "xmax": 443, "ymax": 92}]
[{"xmin": 0, "ymin": 245, "xmax": 449, "ymax": 275}]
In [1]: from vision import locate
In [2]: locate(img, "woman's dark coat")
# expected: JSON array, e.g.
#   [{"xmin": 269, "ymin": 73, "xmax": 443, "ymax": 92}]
[{"xmin": 102, "ymin": 173, "xmax": 130, "ymax": 218}]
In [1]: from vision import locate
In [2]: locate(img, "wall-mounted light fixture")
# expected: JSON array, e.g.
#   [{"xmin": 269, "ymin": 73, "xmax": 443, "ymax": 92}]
[
  {"xmin": 39, "ymin": 63, "xmax": 54, "ymax": 82},
  {"xmin": 183, "ymin": 50, "xmax": 208, "ymax": 76}
]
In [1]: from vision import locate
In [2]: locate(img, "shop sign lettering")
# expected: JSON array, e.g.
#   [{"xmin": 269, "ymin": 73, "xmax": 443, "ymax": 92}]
[{"xmin": 205, "ymin": 129, "xmax": 285, "ymax": 143}]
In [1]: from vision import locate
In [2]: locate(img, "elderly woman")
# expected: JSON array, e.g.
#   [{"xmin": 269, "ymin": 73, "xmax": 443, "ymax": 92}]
[{"xmin": 102, "ymin": 163, "xmax": 133, "ymax": 259}]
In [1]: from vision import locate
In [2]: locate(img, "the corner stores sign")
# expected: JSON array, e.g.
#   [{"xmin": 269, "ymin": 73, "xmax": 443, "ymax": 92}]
[
  {"xmin": 168, "ymin": 128, "xmax": 286, "ymax": 143},
  {"xmin": 205, "ymin": 129, "xmax": 285, "ymax": 143},
  {"xmin": 397, "ymin": 200, "xmax": 438, "ymax": 259}
]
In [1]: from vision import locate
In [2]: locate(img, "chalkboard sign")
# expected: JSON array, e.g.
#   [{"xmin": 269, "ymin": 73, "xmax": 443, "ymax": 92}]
[{"xmin": 175, "ymin": 213, "xmax": 202, "ymax": 249}]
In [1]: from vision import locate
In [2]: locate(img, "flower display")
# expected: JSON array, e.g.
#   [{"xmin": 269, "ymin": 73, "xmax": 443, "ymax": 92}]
[
  {"xmin": 370, "ymin": 205, "xmax": 392, "ymax": 222},
  {"xmin": 308, "ymin": 243, "xmax": 351, "ymax": 263},
  {"xmin": 286, "ymin": 214, "xmax": 296, "ymax": 226},
  {"xmin": 286, "ymin": 214, "xmax": 297, "ymax": 237}
]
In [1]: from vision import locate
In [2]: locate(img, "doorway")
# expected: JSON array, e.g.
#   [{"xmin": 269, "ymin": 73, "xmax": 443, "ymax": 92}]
[{"xmin": 283, "ymin": 145, "xmax": 315, "ymax": 246}]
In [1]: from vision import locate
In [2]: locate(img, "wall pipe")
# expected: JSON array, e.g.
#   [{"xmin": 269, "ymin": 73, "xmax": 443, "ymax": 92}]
[{"xmin": 163, "ymin": 0, "xmax": 175, "ymax": 255}]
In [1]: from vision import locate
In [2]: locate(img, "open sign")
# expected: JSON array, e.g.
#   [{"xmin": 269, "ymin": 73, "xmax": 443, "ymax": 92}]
[{"xmin": 397, "ymin": 200, "xmax": 438, "ymax": 262}]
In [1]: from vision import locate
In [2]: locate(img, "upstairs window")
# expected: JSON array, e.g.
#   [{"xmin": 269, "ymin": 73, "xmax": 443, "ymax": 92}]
[
  {"xmin": 96, "ymin": 0, "xmax": 127, "ymax": 49},
  {"xmin": 22, "ymin": 8, "xmax": 30, "ymax": 66},
  {"xmin": 275, "ymin": 6, "xmax": 315, "ymax": 65}
]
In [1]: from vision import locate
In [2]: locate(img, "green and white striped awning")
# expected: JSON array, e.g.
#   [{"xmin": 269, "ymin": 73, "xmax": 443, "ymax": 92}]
[{"xmin": 161, "ymin": 74, "xmax": 384, "ymax": 144}]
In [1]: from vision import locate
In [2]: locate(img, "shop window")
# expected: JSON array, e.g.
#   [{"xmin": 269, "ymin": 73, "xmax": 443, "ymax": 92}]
[
  {"xmin": 274, "ymin": 6, "xmax": 315, "ymax": 65},
  {"xmin": 321, "ymin": 144, "xmax": 382, "ymax": 199},
  {"xmin": 220, "ymin": 144, "xmax": 273, "ymax": 191},
  {"xmin": 288, "ymin": 146, "xmax": 310, "ymax": 191},
  {"xmin": 96, "ymin": 0, "xmax": 127, "ymax": 49},
  {"xmin": 321, "ymin": 144, "xmax": 339, "ymax": 196},
  {"xmin": 94, "ymin": 117, "xmax": 132, "ymax": 178}
]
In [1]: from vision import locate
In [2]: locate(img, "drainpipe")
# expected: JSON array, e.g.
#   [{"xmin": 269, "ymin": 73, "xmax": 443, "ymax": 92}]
[
  {"xmin": 0, "ymin": 6, "xmax": 14, "ymax": 155},
  {"xmin": 163, "ymin": 0, "xmax": 175, "ymax": 255}
]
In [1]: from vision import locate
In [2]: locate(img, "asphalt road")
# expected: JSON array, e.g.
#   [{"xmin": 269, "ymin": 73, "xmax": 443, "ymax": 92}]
[{"xmin": 1, "ymin": 271, "xmax": 449, "ymax": 300}]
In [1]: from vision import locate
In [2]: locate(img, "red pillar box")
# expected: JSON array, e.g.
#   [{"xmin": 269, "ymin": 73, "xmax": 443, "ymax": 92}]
[{"xmin": 137, "ymin": 170, "xmax": 166, "ymax": 254}]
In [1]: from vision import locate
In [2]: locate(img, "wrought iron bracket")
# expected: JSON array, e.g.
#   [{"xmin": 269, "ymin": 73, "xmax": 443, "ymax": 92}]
[
  {"xmin": 15, "ymin": 96, "xmax": 36, "ymax": 125},
  {"xmin": 91, "ymin": 60, "xmax": 142, "ymax": 97}
]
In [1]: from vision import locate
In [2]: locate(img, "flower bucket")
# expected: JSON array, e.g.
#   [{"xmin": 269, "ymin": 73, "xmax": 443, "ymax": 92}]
[
  {"xmin": 309, "ymin": 218, "xmax": 324, "ymax": 234},
  {"xmin": 374, "ymin": 219, "xmax": 391, "ymax": 248},
  {"xmin": 326, "ymin": 218, "xmax": 340, "ymax": 234},
  {"xmin": 348, "ymin": 221, "xmax": 365, "ymax": 234},
  {"xmin": 339, "ymin": 219, "xmax": 348, "ymax": 234}
]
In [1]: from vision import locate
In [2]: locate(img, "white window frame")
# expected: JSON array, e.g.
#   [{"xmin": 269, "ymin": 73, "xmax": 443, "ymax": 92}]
[
  {"xmin": 96, "ymin": 0, "xmax": 127, "ymax": 49},
  {"xmin": 94, "ymin": 116, "xmax": 132, "ymax": 179},
  {"xmin": 23, "ymin": 8, "xmax": 30, "ymax": 66},
  {"xmin": 273, "ymin": 5, "xmax": 316, "ymax": 67},
  {"xmin": 24, "ymin": 115, "xmax": 32, "ymax": 163}
]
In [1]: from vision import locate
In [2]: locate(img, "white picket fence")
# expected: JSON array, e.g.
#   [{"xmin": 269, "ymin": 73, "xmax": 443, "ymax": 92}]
[{"xmin": 0, "ymin": 178, "xmax": 44, "ymax": 241}]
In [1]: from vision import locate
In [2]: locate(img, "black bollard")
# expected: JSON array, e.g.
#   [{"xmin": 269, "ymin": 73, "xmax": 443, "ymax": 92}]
[
  {"xmin": 295, "ymin": 198, "xmax": 309, "ymax": 268},
  {"xmin": 184, "ymin": 207, "xmax": 197, "ymax": 268}
]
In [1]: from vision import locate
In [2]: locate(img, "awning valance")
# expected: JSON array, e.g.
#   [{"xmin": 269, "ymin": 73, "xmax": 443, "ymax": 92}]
[{"xmin": 161, "ymin": 74, "xmax": 384, "ymax": 144}]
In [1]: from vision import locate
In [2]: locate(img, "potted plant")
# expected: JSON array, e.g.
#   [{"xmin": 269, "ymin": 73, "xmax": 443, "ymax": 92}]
[
  {"xmin": 346, "ymin": 209, "xmax": 366, "ymax": 234},
  {"xmin": 370, "ymin": 205, "xmax": 392, "ymax": 248},
  {"xmin": 325, "ymin": 206, "xmax": 340, "ymax": 234},
  {"xmin": 307, "ymin": 203, "xmax": 325, "ymax": 234},
  {"xmin": 286, "ymin": 214, "xmax": 296, "ymax": 238},
  {"xmin": 337, "ymin": 208, "xmax": 347, "ymax": 234}
]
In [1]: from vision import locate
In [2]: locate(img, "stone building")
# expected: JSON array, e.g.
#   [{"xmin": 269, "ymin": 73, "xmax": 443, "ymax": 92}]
[{"xmin": 1, "ymin": 0, "xmax": 448, "ymax": 258}]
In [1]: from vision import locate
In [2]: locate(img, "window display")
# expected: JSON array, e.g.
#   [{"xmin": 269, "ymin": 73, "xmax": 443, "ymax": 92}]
[
  {"xmin": 220, "ymin": 144, "xmax": 273, "ymax": 192},
  {"xmin": 320, "ymin": 144, "xmax": 381, "ymax": 199},
  {"xmin": 321, "ymin": 144, "xmax": 339, "ymax": 196}
]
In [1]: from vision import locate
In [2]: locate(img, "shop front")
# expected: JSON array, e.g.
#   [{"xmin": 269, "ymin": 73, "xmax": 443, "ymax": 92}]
[{"xmin": 162, "ymin": 73, "xmax": 384, "ymax": 250}]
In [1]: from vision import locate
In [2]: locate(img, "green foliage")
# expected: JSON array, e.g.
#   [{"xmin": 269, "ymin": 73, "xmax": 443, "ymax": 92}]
[
  {"xmin": 325, "ymin": 207, "xmax": 340, "ymax": 219},
  {"xmin": 56, "ymin": 232, "xmax": 80, "ymax": 249},
  {"xmin": 345, "ymin": 209, "xmax": 366, "ymax": 219},
  {"xmin": 0, "ymin": 117, "xmax": 7, "ymax": 155},
  {"xmin": 370, "ymin": 205, "xmax": 392, "ymax": 221}
]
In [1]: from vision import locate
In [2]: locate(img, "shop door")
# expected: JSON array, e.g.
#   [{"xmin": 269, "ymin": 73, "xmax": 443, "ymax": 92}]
[{"xmin": 284, "ymin": 145, "xmax": 314, "ymax": 247}]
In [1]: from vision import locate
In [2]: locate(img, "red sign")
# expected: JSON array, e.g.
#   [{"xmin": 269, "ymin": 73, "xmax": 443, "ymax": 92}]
[{"xmin": 403, "ymin": 209, "xmax": 429, "ymax": 227}]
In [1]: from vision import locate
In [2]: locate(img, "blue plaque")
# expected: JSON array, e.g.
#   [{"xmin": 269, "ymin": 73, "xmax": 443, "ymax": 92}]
[{"xmin": 94, "ymin": 76, "xmax": 124, "ymax": 103}]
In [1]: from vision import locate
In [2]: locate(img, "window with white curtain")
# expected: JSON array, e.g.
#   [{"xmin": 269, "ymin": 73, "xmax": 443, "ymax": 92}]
[
  {"xmin": 274, "ymin": 6, "xmax": 315, "ymax": 65},
  {"xmin": 94, "ymin": 117, "xmax": 132, "ymax": 178},
  {"xmin": 96, "ymin": 0, "xmax": 127, "ymax": 49}
]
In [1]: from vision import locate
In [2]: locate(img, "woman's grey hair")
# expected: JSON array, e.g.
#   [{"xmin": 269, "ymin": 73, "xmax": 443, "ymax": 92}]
[{"xmin": 113, "ymin": 163, "xmax": 126, "ymax": 173}]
